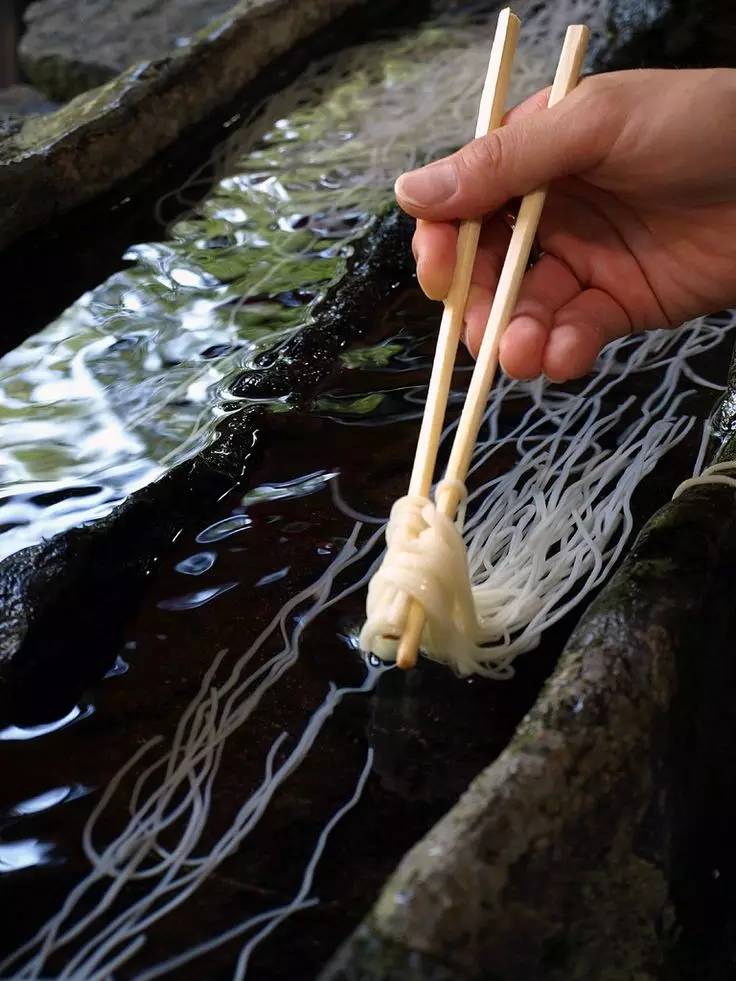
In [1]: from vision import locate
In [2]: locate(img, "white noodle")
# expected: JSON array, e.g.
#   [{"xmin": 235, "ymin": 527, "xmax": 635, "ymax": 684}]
[
  {"xmin": 7, "ymin": 310, "xmax": 732, "ymax": 980},
  {"xmin": 105, "ymin": 748, "xmax": 374, "ymax": 981},
  {"xmin": 673, "ymin": 461, "xmax": 736, "ymax": 498},
  {"xmin": 361, "ymin": 313, "xmax": 736, "ymax": 676}
]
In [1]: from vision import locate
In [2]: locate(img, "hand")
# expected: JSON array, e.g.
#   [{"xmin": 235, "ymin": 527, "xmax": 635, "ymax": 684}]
[{"xmin": 395, "ymin": 69, "xmax": 736, "ymax": 382}]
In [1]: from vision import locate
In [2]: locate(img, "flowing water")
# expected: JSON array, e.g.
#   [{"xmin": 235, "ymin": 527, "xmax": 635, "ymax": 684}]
[
  {"xmin": 1, "ymin": 282, "xmax": 732, "ymax": 976},
  {"xmin": 2, "ymin": 0, "xmax": 735, "ymax": 977},
  {"xmin": 0, "ymin": 0, "xmax": 608, "ymax": 562}
]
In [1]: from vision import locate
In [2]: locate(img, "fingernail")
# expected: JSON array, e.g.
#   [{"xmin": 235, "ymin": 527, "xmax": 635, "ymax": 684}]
[{"xmin": 395, "ymin": 162, "xmax": 457, "ymax": 208}]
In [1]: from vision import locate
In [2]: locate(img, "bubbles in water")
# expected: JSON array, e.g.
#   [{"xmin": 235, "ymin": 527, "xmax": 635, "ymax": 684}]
[
  {"xmin": 0, "ymin": 704, "xmax": 93, "ymax": 742},
  {"xmin": 175, "ymin": 550, "xmax": 218, "ymax": 575},
  {"xmin": 157, "ymin": 582, "xmax": 238, "ymax": 611},
  {"xmin": 196, "ymin": 515, "xmax": 252, "ymax": 543}
]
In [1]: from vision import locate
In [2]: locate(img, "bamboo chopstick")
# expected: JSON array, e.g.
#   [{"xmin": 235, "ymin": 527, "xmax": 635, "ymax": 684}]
[
  {"xmin": 379, "ymin": 8, "xmax": 519, "ymax": 651},
  {"xmin": 396, "ymin": 23, "xmax": 591, "ymax": 671},
  {"xmin": 405, "ymin": 7, "xmax": 520, "ymax": 501}
]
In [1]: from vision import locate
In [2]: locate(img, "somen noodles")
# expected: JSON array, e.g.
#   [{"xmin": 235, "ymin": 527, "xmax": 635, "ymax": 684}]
[
  {"xmin": 5, "ymin": 309, "xmax": 734, "ymax": 978},
  {"xmin": 360, "ymin": 315, "xmax": 733, "ymax": 676},
  {"xmin": 4, "ymin": 0, "xmax": 736, "ymax": 974}
]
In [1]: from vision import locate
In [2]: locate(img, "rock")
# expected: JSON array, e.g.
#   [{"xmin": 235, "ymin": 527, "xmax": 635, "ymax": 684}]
[
  {"xmin": 0, "ymin": 84, "xmax": 57, "ymax": 120},
  {"xmin": 324, "ymin": 926, "xmax": 469, "ymax": 981},
  {"xmin": 0, "ymin": 0, "xmax": 391, "ymax": 252},
  {"xmin": 603, "ymin": 0, "xmax": 736, "ymax": 69},
  {"xmin": 19, "ymin": 0, "xmax": 239, "ymax": 102}
]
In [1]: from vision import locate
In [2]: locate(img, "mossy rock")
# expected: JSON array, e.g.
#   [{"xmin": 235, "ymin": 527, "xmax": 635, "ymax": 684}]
[
  {"xmin": 0, "ymin": 0, "xmax": 376, "ymax": 250},
  {"xmin": 19, "ymin": 0, "xmax": 240, "ymax": 102}
]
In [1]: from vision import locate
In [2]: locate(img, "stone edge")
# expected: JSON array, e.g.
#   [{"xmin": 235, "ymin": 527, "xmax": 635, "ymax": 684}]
[{"xmin": 0, "ymin": 0, "xmax": 369, "ymax": 250}]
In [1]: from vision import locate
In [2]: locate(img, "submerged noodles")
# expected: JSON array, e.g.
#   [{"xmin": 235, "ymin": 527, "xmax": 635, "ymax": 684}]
[
  {"xmin": 7, "ymin": 308, "xmax": 732, "ymax": 978},
  {"xmin": 361, "ymin": 314, "xmax": 736, "ymax": 676},
  {"xmin": 1, "ymin": 521, "xmax": 387, "ymax": 979}
]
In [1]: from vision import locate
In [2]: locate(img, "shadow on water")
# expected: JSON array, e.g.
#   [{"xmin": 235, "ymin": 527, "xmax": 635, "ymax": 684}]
[{"xmin": 0, "ymin": 284, "xmax": 731, "ymax": 978}]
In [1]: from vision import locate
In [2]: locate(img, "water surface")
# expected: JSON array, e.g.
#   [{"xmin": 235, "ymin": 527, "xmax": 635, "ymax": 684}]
[
  {"xmin": 3, "ymin": 0, "xmax": 729, "ymax": 976},
  {"xmin": 1, "ymin": 283, "xmax": 731, "ymax": 977},
  {"xmin": 0, "ymin": 0, "xmax": 608, "ymax": 562}
]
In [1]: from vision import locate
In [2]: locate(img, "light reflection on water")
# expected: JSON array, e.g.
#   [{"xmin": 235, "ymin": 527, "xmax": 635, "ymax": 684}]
[
  {"xmin": 0, "ymin": 704, "xmax": 93, "ymax": 742},
  {"xmin": 0, "ymin": 839, "xmax": 56, "ymax": 874},
  {"xmin": 0, "ymin": 0, "xmax": 605, "ymax": 563},
  {"xmin": 196, "ymin": 514, "xmax": 252, "ymax": 543},
  {"xmin": 157, "ymin": 581, "xmax": 238, "ymax": 611},
  {"xmin": 7, "ymin": 784, "xmax": 89, "ymax": 818},
  {"xmin": 175, "ymin": 550, "xmax": 217, "ymax": 575}
]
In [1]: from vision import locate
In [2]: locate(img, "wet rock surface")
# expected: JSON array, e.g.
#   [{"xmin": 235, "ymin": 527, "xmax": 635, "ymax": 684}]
[
  {"xmin": 0, "ymin": 0, "xmax": 401, "ymax": 251},
  {"xmin": 603, "ymin": 0, "xmax": 736, "ymax": 69},
  {"xmin": 20, "ymin": 0, "xmax": 240, "ymax": 102}
]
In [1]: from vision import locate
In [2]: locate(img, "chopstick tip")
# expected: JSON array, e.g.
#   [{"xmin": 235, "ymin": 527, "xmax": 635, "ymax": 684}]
[
  {"xmin": 499, "ymin": 6, "xmax": 520, "ymax": 24},
  {"xmin": 396, "ymin": 645, "xmax": 418, "ymax": 671}
]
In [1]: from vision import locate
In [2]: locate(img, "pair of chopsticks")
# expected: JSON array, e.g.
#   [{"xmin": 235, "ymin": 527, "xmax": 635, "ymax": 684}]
[{"xmin": 393, "ymin": 10, "xmax": 590, "ymax": 670}]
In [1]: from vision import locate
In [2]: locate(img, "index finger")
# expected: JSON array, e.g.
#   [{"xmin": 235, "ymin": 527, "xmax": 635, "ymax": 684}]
[{"xmin": 502, "ymin": 86, "xmax": 552, "ymax": 124}]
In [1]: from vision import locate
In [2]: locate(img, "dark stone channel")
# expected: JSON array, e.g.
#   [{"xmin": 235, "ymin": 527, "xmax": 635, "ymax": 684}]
[
  {"xmin": 1, "ymin": 0, "xmax": 736, "ymax": 978},
  {"xmin": 0, "ymin": 287, "xmax": 732, "ymax": 978}
]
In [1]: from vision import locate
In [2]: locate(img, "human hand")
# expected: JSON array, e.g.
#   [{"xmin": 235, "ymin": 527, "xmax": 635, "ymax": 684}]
[{"xmin": 395, "ymin": 69, "xmax": 736, "ymax": 381}]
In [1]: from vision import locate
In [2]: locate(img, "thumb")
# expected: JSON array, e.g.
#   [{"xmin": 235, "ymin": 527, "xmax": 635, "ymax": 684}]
[{"xmin": 394, "ymin": 85, "xmax": 605, "ymax": 220}]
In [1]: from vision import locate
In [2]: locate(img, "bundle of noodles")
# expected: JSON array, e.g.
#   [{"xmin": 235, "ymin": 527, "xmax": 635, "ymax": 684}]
[
  {"xmin": 362, "ymin": 480, "xmax": 479, "ymax": 666},
  {"xmin": 361, "ymin": 315, "xmax": 730, "ymax": 677}
]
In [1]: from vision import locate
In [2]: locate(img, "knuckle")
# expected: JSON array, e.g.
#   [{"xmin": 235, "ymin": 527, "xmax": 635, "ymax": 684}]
[
  {"xmin": 462, "ymin": 131, "xmax": 505, "ymax": 177},
  {"xmin": 583, "ymin": 74, "xmax": 627, "ymax": 125},
  {"xmin": 588, "ymin": 85, "xmax": 618, "ymax": 123}
]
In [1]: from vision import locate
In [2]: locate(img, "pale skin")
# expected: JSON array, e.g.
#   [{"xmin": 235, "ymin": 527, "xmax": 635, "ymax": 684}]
[{"xmin": 395, "ymin": 68, "xmax": 736, "ymax": 382}]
